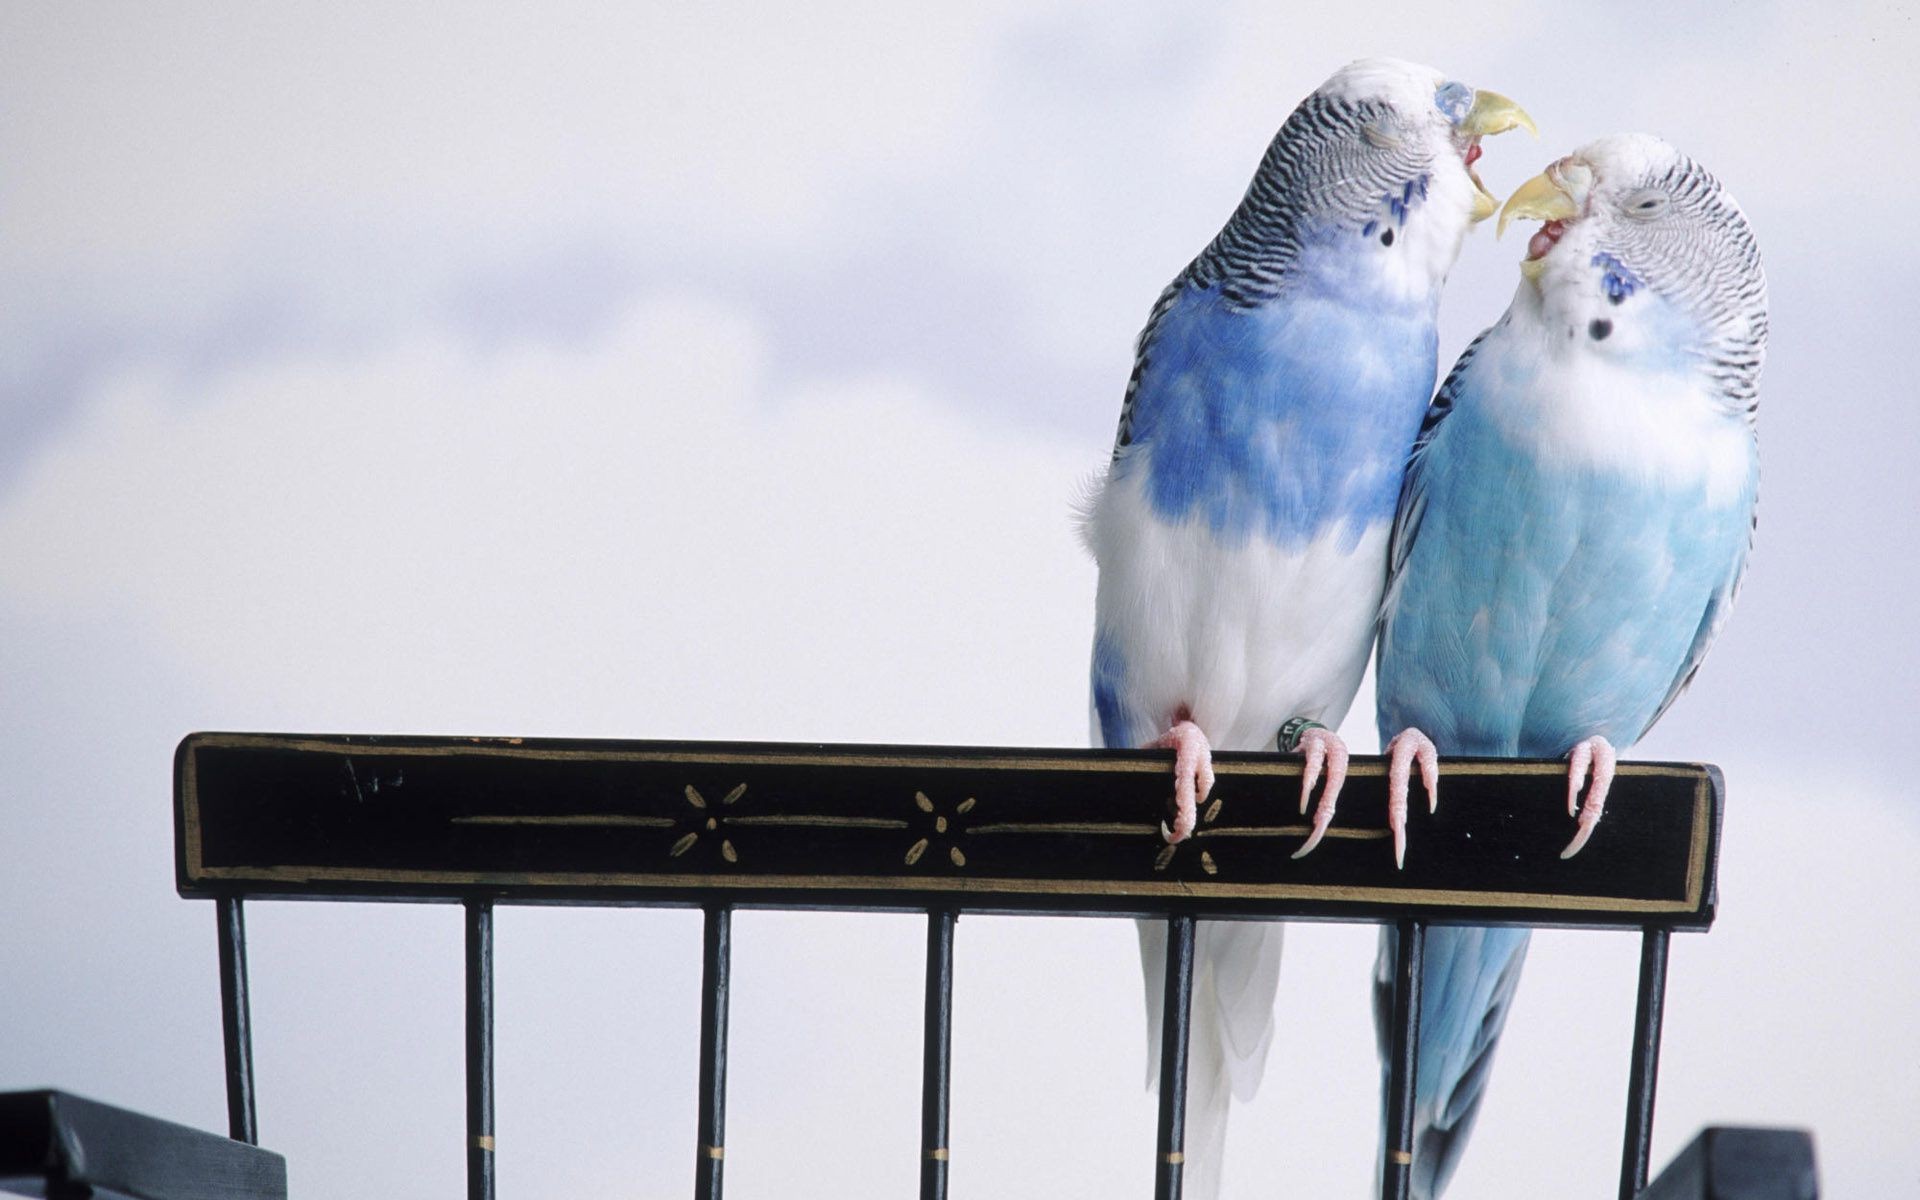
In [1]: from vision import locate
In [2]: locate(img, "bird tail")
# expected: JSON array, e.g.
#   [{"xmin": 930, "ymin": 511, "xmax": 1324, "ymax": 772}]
[
  {"xmin": 1373, "ymin": 923, "xmax": 1531, "ymax": 1200},
  {"xmin": 1139, "ymin": 918, "xmax": 1285, "ymax": 1200}
]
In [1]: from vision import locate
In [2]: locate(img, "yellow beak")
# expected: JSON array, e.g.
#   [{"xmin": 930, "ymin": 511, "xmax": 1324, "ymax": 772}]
[
  {"xmin": 1460, "ymin": 90, "xmax": 1538, "ymax": 140},
  {"xmin": 1496, "ymin": 168, "xmax": 1580, "ymax": 239},
  {"xmin": 1460, "ymin": 90, "xmax": 1538, "ymax": 223}
]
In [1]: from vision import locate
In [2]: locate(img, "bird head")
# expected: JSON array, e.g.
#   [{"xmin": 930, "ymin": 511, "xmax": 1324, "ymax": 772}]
[
  {"xmin": 1496, "ymin": 134, "xmax": 1768, "ymax": 407},
  {"xmin": 1256, "ymin": 58, "xmax": 1534, "ymax": 302}
]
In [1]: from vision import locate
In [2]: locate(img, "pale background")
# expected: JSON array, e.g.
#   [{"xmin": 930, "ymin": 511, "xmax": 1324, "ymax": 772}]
[{"xmin": 3, "ymin": 3, "xmax": 1916, "ymax": 1197}]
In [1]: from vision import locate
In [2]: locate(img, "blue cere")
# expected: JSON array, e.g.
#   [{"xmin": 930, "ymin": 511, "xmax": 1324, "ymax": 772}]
[
  {"xmin": 1592, "ymin": 252, "xmax": 1640, "ymax": 302},
  {"xmin": 1367, "ymin": 176, "xmax": 1428, "ymax": 238},
  {"xmin": 1434, "ymin": 81, "xmax": 1473, "ymax": 122}
]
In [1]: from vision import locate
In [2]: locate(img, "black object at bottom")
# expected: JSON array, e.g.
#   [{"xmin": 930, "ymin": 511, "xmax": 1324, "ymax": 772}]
[
  {"xmin": 0, "ymin": 1089, "xmax": 287, "ymax": 1200},
  {"xmin": 1381, "ymin": 919, "xmax": 1426, "ymax": 1200},
  {"xmin": 1152, "ymin": 914, "xmax": 1196, "ymax": 1200},
  {"xmin": 695, "ymin": 906, "xmax": 732, "ymax": 1200},
  {"xmin": 1620, "ymin": 927, "xmax": 1671, "ymax": 1199},
  {"xmin": 1638, "ymin": 1127, "xmax": 1818, "ymax": 1199},
  {"xmin": 920, "ymin": 909, "xmax": 956, "ymax": 1200},
  {"xmin": 466, "ymin": 901, "xmax": 496, "ymax": 1200}
]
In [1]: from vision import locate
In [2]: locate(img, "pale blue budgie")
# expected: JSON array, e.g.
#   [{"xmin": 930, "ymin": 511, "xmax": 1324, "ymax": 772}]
[
  {"xmin": 1081, "ymin": 58, "xmax": 1533, "ymax": 1198},
  {"xmin": 1372, "ymin": 133, "xmax": 1767, "ymax": 1198}
]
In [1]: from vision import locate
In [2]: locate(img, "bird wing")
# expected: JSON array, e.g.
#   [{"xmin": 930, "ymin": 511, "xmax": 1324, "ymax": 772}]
[
  {"xmin": 1639, "ymin": 497, "xmax": 1755, "ymax": 738},
  {"xmin": 1382, "ymin": 326, "xmax": 1491, "ymax": 616},
  {"xmin": 1109, "ymin": 278, "xmax": 1190, "ymax": 462}
]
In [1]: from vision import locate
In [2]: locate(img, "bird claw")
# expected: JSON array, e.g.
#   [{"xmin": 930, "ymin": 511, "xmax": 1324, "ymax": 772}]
[
  {"xmin": 1289, "ymin": 727, "xmax": 1350, "ymax": 860},
  {"xmin": 1560, "ymin": 735, "xmax": 1616, "ymax": 858},
  {"xmin": 1383, "ymin": 727, "xmax": 1440, "ymax": 870},
  {"xmin": 1150, "ymin": 718, "xmax": 1213, "ymax": 844}
]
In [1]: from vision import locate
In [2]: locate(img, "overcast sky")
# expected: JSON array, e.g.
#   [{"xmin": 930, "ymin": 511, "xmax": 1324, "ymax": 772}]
[{"xmin": 2, "ymin": 3, "xmax": 1916, "ymax": 1197}]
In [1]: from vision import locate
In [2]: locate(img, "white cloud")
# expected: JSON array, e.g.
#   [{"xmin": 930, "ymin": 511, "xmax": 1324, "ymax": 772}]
[
  {"xmin": 0, "ymin": 2, "xmax": 1029, "ymax": 275},
  {"xmin": 0, "ymin": 292, "xmax": 1099, "ymax": 746}
]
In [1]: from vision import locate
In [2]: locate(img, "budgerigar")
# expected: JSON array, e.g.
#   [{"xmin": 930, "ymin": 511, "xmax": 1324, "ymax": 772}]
[
  {"xmin": 1081, "ymin": 58, "xmax": 1533, "ymax": 1197},
  {"xmin": 1371, "ymin": 133, "xmax": 1767, "ymax": 1198}
]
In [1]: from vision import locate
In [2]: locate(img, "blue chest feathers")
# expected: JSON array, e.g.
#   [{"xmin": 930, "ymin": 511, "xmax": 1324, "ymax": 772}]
[
  {"xmin": 1117, "ymin": 280, "xmax": 1437, "ymax": 550},
  {"xmin": 1377, "ymin": 407, "xmax": 1755, "ymax": 756}
]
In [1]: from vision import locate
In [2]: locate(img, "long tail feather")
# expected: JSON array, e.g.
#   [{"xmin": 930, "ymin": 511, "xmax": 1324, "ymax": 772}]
[
  {"xmin": 1140, "ymin": 919, "xmax": 1285, "ymax": 1199},
  {"xmin": 1373, "ymin": 924, "xmax": 1531, "ymax": 1199}
]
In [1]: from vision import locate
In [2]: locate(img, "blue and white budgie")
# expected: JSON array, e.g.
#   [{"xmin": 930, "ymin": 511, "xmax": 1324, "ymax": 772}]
[
  {"xmin": 1372, "ymin": 133, "xmax": 1767, "ymax": 1198},
  {"xmin": 1081, "ymin": 58, "xmax": 1533, "ymax": 1198}
]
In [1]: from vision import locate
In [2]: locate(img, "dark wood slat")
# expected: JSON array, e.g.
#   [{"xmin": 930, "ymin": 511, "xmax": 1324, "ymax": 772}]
[
  {"xmin": 216, "ymin": 897, "xmax": 258, "ymax": 1146},
  {"xmin": 174, "ymin": 734, "xmax": 1720, "ymax": 930},
  {"xmin": 1637, "ymin": 1127, "xmax": 1818, "ymax": 1199},
  {"xmin": 1380, "ymin": 919, "xmax": 1425, "ymax": 1200},
  {"xmin": 920, "ymin": 909, "xmax": 955, "ymax": 1200},
  {"xmin": 695, "ymin": 906, "xmax": 731, "ymax": 1200},
  {"xmin": 1620, "ymin": 928, "xmax": 1672, "ymax": 1200},
  {"xmin": 466, "ymin": 901, "xmax": 496, "ymax": 1200},
  {"xmin": 0, "ymin": 1089, "xmax": 287, "ymax": 1200},
  {"xmin": 1152, "ymin": 914, "xmax": 1196, "ymax": 1200}
]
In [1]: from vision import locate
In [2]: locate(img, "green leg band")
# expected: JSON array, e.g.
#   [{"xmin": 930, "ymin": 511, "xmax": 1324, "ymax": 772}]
[{"xmin": 1277, "ymin": 717, "xmax": 1328, "ymax": 754}]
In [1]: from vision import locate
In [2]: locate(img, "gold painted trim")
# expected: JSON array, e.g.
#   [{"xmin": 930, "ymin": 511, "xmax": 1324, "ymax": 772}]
[
  {"xmin": 1199, "ymin": 825, "xmax": 1389, "ymax": 842},
  {"xmin": 1163, "ymin": 1152, "xmax": 1185, "ymax": 1165},
  {"xmin": 1684, "ymin": 773, "xmax": 1711, "ymax": 903},
  {"xmin": 966, "ymin": 821, "xmax": 1386, "ymax": 843},
  {"xmin": 181, "ymin": 742, "xmax": 203, "ymax": 878},
  {"xmin": 969, "ymin": 821, "xmax": 1158, "ymax": 836},
  {"xmin": 925, "ymin": 1148, "xmax": 949, "ymax": 1161},
  {"xmin": 473, "ymin": 1135, "xmax": 495, "ymax": 1151},
  {"xmin": 1388, "ymin": 1150, "xmax": 1412, "ymax": 1166},
  {"xmin": 186, "ymin": 861, "xmax": 1700, "ymax": 913},
  {"xmin": 705, "ymin": 1145, "xmax": 725, "ymax": 1160},
  {"xmin": 183, "ymin": 733, "xmax": 1178, "ymax": 775},
  {"xmin": 726, "ymin": 815, "xmax": 909, "ymax": 830}
]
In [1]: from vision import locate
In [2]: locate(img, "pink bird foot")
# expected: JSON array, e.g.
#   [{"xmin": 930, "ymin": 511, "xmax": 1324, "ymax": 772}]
[
  {"xmin": 1383, "ymin": 727, "xmax": 1440, "ymax": 870},
  {"xmin": 1149, "ymin": 713, "xmax": 1213, "ymax": 844},
  {"xmin": 1289, "ymin": 727, "xmax": 1351, "ymax": 860},
  {"xmin": 1560, "ymin": 735, "xmax": 1617, "ymax": 858}
]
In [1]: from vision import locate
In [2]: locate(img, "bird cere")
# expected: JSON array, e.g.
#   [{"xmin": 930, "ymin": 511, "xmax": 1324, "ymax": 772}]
[{"xmin": 1084, "ymin": 59, "xmax": 1766, "ymax": 1200}]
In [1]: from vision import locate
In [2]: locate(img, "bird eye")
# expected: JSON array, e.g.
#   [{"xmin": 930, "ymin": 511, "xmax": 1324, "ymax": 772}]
[
  {"xmin": 1623, "ymin": 189, "xmax": 1669, "ymax": 220},
  {"xmin": 1362, "ymin": 122, "xmax": 1404, "ymax": 151}
]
